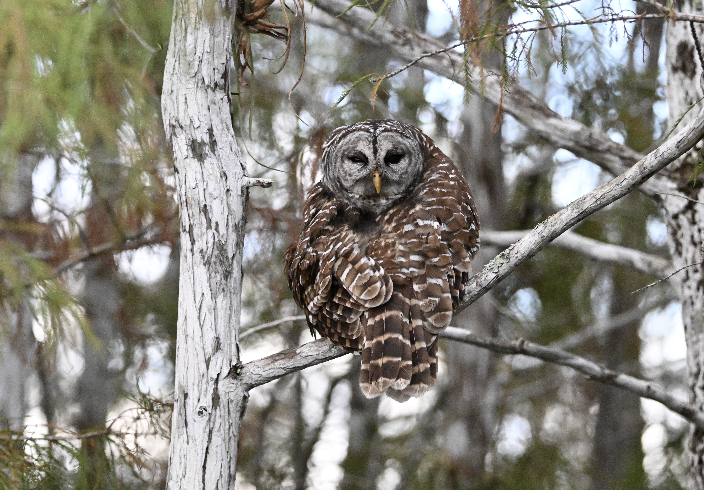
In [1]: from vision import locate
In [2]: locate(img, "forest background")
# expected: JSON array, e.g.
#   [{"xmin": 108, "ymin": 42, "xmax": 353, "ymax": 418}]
[{"xmin": 1, "ymin": 0, "xmax": 703, "ymax": 489}]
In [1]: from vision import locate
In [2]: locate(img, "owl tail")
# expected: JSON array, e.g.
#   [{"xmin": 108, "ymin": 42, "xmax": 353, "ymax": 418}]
[
  {"xmin": 359, "ymin": 292, "xmax": 413, "ymax": 397},
  {"xmin": 386, "ymin": 298, "xmax": 438, "ymax": 402},
  {"xmin": 359, "ymin": 288, "xmax": 440, "ymax": 400}
]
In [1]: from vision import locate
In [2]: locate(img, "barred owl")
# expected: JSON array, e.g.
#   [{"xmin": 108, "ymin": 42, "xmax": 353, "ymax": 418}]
[{"xmin": 284, "ymin": 120, "xmax": 479, "ymax": 401}]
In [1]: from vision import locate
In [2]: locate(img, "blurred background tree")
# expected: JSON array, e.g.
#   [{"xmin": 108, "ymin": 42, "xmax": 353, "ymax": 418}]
[{"xmin": 0, "ymin": 0, "xmax": 700, "ymax": 488}]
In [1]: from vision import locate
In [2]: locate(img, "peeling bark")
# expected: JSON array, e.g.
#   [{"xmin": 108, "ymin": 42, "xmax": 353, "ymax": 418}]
[{"xmin": 161, "ymin": 0, "xmax": 251, "ymax": 487}]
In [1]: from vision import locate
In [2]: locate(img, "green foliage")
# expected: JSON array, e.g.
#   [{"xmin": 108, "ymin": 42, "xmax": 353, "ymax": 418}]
[{"xmin": 0, "ymin": 0, "xmax": 175, "ymax": 487}]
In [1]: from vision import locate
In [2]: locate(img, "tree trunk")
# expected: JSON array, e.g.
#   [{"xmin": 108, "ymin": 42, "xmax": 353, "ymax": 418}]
[
  {"xmin": 664, "ymin": 10, "xmax": 704, "ymax": 489},
  {"xmin": 590, "ymin": 282, "xmax": 646, "ymax": 490},
  {"xmin": 74, "ymin": 156, "xmax": 123, "ymax": 490},
  {"xmin": 436, "ymin": 1, "xmax": 509, "ymax": 484},
  {"xmin": 0, "ymin": 153, "xmax": 41, "ymax": 431},
  {"xmin": 589, "ymin": 12, "xmax": 662, "ymax": 487},
  {"xmin": 161, "ymin": 0, "xmax": 251, "ymax": 487}
]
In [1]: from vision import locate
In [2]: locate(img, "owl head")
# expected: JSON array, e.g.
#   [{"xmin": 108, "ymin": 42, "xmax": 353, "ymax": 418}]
[{"xmin": 321, "ymin": 120, "xmax": 427, "ymax": 213}]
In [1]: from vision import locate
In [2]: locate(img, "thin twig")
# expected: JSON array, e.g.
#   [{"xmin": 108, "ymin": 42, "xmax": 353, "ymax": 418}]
[
  {"xmin": 52, "ymin": 224, "xmax": 167, "ymax": 276},
  {"xmin": 306, "ymin": 0, "xmax": 676, "ymax": 198},
  {"xmin": 240, "ymin": 315, "xmax": 307, "ymax": 339},
  {"xmin": 367, "ymin": 13, "xmax": 704, "ymax": 87},
  {"xmin": 112, "ymin": 6, "xmax": 158, "ymax": 53},
  {"xmin": 656, "ymin": 192, "xmax": 704, "ymax": 204},
  {"xmin": 631, "ymin": 261, "xmax": 704, "ymax": 293}
]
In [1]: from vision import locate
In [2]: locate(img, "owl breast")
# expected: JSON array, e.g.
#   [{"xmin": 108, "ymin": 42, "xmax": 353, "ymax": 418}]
[{"xmin": 284, "ymin": 120, "xmax": 479, "ymax": 401}]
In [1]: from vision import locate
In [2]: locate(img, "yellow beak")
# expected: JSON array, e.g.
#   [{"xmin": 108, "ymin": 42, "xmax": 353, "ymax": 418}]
[{"xmin": 373, "ymin": 169, "xmax": 382, "ymax": 194}]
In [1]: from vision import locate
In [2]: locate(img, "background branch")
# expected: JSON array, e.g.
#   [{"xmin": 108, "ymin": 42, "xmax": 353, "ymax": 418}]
[
  {"xmin": 481, "ymin": 229, "xmax": 673, "ymax": 276},
  {"xmin": 439, "ymin": 327, "xmax": 704, "ymax": 429},
  {"xmin": 228, "ymin": 101, "xmax": 704, "ymax": 431},
  {"xmin": 231, "ymin": 324, "xmax": 704, "ymax": 429},
  {"xmin": 457, "ymin": 106, "xmax": 704, "ymax": 310},
  {"xmin": 305, "ymin": 0, "xmax": 677, "ymax": 198}
]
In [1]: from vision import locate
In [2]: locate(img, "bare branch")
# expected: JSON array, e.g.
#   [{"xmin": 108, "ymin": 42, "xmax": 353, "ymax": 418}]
[
  {"xmin": 458, "ymin": 106, "xmax": 704, "ymax": 311},
  {"xmin": 235, "ymin": 338, "xmax": 348, "ymax": 390},
  {"xmin": 0, "ymin": 428, "xmax": 114, "ymax": 442},
  {"xmin": 481, "ymin": 229, "xmax": 673, "ymax": 277},
  {"xmin": 227, "ymin": 104, "xmax": 704, "ymax": 429},
  {"xmin": 52, "ymin": 224, "xmax": 168, "ymax": 277},
  {"xmin": 512, "ymin": 293, "xmax": 673, "ymax": 370},
  {"xmin": 305, "ymin": 0, "xmax": 677, "ymax": 198},
  {"xmin": 230, "ymin": 325, "xmax": 704, "ymax": 429},
  {"xmin": 240, "ymin": 315, "xmax": 307, "ymax": 340},
  {"xmin": 439, "ymin": 327, "xmax": 704, "ymax": 429}
]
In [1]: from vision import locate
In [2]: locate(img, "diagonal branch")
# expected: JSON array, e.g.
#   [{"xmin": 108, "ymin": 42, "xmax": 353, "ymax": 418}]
[
  {"xmin": 305, "ymin": 0, "xmax": 677, "ymax": 198},
  {"xmin": 228, "ymin": 103, "xmax": 704, "ymax": 429},
  {"xmin": 457, "ymin": 105, "xmax": 704, "ymax": 309},
  {"xmin": 481, "ymin": 229, "xmax": 673, "ymax": 277}
]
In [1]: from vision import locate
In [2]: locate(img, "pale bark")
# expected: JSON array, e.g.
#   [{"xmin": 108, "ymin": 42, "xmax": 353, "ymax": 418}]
[
  {"xmin": 459, "ymin": 105, "xmax": 704, "ymax": 309},
  {"xmin": 161, "ymin": 0, "xmax": 256, "ymax": 487},
  {"xmin": 664, "ymin": 6, "xmax": 704, "ymax": 487}
]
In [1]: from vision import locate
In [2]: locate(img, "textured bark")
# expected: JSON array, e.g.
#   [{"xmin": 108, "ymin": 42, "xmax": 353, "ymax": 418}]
[
  {"xmin": 161, "ymin": 0, "xmax": 251, "ymax": 487},
  {"xmin": 665, "ymin": 8, "xmax": 704, "ymax": 488}
]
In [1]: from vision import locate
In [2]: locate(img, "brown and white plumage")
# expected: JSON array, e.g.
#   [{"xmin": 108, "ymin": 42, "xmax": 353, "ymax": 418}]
[{"xmin": 284, "ymin": 120, "xmax": 479, "ymax": 401}]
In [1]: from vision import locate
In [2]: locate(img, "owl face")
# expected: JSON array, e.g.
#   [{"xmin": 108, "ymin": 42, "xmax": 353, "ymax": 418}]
[{"xmin": 321, "ymin": 120, "xmax": 425, "ymax": 213}]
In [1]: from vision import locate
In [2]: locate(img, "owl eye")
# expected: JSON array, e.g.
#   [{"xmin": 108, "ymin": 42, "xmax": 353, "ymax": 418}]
[
  {"xmin": 384, "ymin": 151, "xmax": 405, "ymax": 165},
  {"xmin": 347, "ymin": 152, "xmax": 369, "ymax": 165}
]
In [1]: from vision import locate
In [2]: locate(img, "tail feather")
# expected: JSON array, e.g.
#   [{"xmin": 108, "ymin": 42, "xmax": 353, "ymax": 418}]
[{"xmin": 360, "ymin": 292, "xmax": 412, "ymax": 397}]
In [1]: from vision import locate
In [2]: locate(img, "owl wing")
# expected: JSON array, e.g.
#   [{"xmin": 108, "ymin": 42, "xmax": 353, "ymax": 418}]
[{"xmin": 284, "ymin": 184, "xmax": 393, "ymax": 349}]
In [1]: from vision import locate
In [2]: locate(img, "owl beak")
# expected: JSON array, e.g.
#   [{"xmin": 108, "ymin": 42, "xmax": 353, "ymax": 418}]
[{"xmin": 373, "ymin": 169, "xmax": 382, "ymax": 194}]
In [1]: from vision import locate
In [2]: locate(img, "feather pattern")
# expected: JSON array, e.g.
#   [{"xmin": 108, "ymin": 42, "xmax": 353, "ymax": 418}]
[{"xmin": 284, "ymin": 120, "xmax": 479, "ymax": 400}]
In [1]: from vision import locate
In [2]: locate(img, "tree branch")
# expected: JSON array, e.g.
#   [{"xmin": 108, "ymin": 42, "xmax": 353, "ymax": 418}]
[
  {"xmin": 228, "ymin": 104, "xmax": 704, "ymax": 429},
  {"xmin": 239, "ymin": 315, "xmax": 307, "ymax": 340},
  {"xmin": 231, "ymin": 325, "xmax": 704, "ymax": 429},
  {"xmin": 481, "ymin": 229, "xmax": 673, "ymax": 277},
  {"xmin": 305, "ymin": 0, "xmax": 677, "ymax": 198},
  {"xmin": 52, "ymin": 223, "xmax": 169, "ymax": 277},
  {"xmin": 439, "ymin": 327, "xmax": 704, "ymax": 429},
  {"xmin": 457, "ymin": 105, "xmax": 704, "ymax": 311},
  {"xmin": 235, "ymin": 338, "xmax": 348, "ymax": 390}
]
